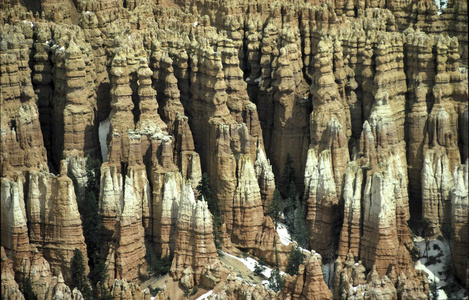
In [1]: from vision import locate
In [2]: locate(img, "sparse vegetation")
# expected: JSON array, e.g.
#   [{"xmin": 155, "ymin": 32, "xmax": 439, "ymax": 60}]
[
  {"xmin": 190, "ymin": 286, "xmax": 198, "ymax": 296},
  {"xmin": 20, "ymin": 269, "xmax": 37, "ymax": 300},
  {"xmin": 69, "ymin": 158, "xmax": 109, "ymax": 299},
  {"xmin": 267, "ymin": 189, "xmax": 283, "ymax": 228},
  {"xmin": 285, "ymin": 245, "xmax": 305, "ymax": 276},
  {"xmin": 279, "ymin": 154, "xmax": 309, "ymax": 247},
  {"xmin": 146, "ymin": 243, "xmax": 171, "ymax": 277},
  {"xmin": 197, "ymin": 173, "xmax": 223, "ymax": 249},
  {"xmin": 268, "ymin": 268, "xmax": 284, "ymax": 292},
  {"xmin": 71, "ymin": 248, "xmax": 93, "ymax": 300},
  {"xmin": 253, "ymin": 262, "xmax": 266, "ymax": 277}
]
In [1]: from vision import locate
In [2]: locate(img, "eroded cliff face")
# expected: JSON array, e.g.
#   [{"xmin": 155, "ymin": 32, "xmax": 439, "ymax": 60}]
[{"xmin": 1, "ymin": 0, "xmax": 468, "ymax": 299}]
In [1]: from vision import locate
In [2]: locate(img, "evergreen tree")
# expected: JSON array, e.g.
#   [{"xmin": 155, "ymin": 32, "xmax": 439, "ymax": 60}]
[
  {"xmin": 267, "ymin": 189, "xmax": 283, "ymax": 228},
  {"xmin": 69, "ymin": 158, "xmax": 108, "ymax": 296},
  {"xmin": 285, "ymin": 245, "xmax": 305, "ymax": 276},
  {"xmin": 20, "ymin": 270, "xmax": 37, "ymax": 300},
  {"xmin": 197, "ymin": 173, "xmax": 223, "ymax": 248},
  {"xmin": 268, "ymin": 268, "xmax": 284, "ymax": 292},
  {"xmin": 292, "ymin": 199, "xmax": 308, "ymax": 248},
  {"xmin": 71, "ymin": 248, "xmax": 92, "ymax": 299},
  {"xmin": 282, "ymin": 153, "xmax": 295, "ymax": 189}
]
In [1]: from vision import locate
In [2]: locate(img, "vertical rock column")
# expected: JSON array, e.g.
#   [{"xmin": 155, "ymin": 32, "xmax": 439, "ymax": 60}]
[
  {"xmin": 32, "ymin": 23, "xmax": 53, "ymax": 161},
  {"xmin": 451, "ymin": 161, "xmax": 468, "ymax": 287},
  {"xmin": 1, "ymin": 176, "xmax": 31, "ymax": 271},
  {"xmin": 0, "ymin": 29, "xmax": 48, "ymax": 175},
  {"xmin": 26, "ymin": 167, "xmax": 89, "ymax": 284},
  {"xmin": 62, "ymin": 41, "xmax": 98, "ymax": 159},
  {"xmin": 305, "ymin": 38, "xmax": 350, "ymax": 257},
  {"xmin": 108, "ymin": 53, "xmax": 135, "ymax": 163},
  {"xmin": 170, "ymin": 183, "xmax": 218, "ymax": 285}
]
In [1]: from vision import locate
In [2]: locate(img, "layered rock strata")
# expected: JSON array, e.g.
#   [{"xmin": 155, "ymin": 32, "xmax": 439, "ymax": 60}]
[{"xmin": 0, "ymin": 1, "xmax": 468, "ymax": 299}]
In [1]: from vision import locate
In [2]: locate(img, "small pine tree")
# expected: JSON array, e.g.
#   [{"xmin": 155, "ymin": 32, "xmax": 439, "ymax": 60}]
[
  {"xmin": 282, "ymin": 153, "xmax": 295, "ymax": 189},
  {"xmin": 197, "ymin": 173, "xmax": 223, "ymax": 248},
  {"xmin": 285, "ymin": 245, "xmax": 305, "ymax": 276},
  {"xmin": 292, "ymin": 199, "xmax": 308, "ymax": 247},
  {"xmin": 268, "ymin": 268, "xmax": 284, "ymax": 292},
  {"xmin": 267, "ymin": 189, "xmax": 283, "ymax": 228},
  {"xmin": 71, "ymin": 248, "xmax": 92, "ymax": 300},
  {"xmin": 254, "ymin": 262, "xmax": 266, "ymax": 276},
  {"xmin": 21, "ymin": 271, "xmax": 37, "ymax": 300}
]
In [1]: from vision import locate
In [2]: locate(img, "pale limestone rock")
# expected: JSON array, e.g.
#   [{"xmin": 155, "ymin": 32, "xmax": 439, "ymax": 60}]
[
  {"xmin": 1, "ymin": 246, "xmax": 25, "ymax": 300},
  {"xmin": 170, "ymin": 182, "xmax": 218, "ymax": 285},
  {"xmin": 304, "ymin": 148, "xmax": 339, "ymax": 256},
  {"xmin": 451, "ymin": 160, "xmax": 469, "ymax": 287},
  {"xmin": 421, "ymin": 149, "xmax": 453, "ymax": 236},
  {"xmin": 254, "ymin": 147, "xmax": 275, "ymax": 211},
  {"xmin": 231, "ymin": 154, "xmax": 264, "ymax": 249}
]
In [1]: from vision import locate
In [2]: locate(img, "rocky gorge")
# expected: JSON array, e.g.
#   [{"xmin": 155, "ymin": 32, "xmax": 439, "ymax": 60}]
[{"xmin": 0, "ymin": 0, "xmax": 468, "ymax": 299}]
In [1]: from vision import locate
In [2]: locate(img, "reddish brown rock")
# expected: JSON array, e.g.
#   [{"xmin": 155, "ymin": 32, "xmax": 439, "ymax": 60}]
[
  {"xmin": 282, "ymin": 251, "xmax": 332, "ymax": 300},
  {"xmin": 0, "ymin": 26, "xmax": 48, "ymax": 175},
  {"xmin": 1, "ymin": 176, "xmax": 31, "ymax": 271},
  {"xmin": 231, "ymin": 154, "xmax": 264, "ymax": 249},
  {"xmin": 1, "ymin": 246, "xmax": 25, "ymax": 300},
  {"xmin": 170, "ymin": 182, "xmax": 219, "ymax": 285},
  {"xmin": 26, "ymin": 167, "xmax": 89, "ymax": 284}
]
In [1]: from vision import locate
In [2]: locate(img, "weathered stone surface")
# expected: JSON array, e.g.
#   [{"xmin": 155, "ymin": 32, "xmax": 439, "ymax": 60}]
[
  {"xmin": 421, "ymin": 149, "xmax": 453, "ymax": 236},
  {"xmin": 282, "ymin": 251, "xmax": 332, "ymax": 300},
  {"xmin": 1, "ymin": 1, "xmax": 468, "ymax": 298},
  {"xmin": 1, "ymin": 246, "xmax": 25, "ymax": 300},
  {"xmin": 170, "ymin": 182, "xmax": 219, "ymax": 285},
  {"xmin": 26, "ymin": 168, "xmax": 89, "ymax": 284},
  {"xmin": 209, "ymin": 273, "xmax": 279, "ymax": 300},
  {"xmin": 1, "ymin": 26, "xmax": 48, "ymax": 175},
  {"xmin": 451, "ymin": 160, "xmax": 469, "ymax": 287},
  {"xmin": 1, "ymin": 176, "xmax": 31, "ymax": 271},
  {"xmin": 254, "ymin": 147, "xmax": 275, "ymax": 211}
]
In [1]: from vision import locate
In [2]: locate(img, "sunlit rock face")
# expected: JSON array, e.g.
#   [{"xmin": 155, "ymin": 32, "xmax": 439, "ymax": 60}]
[{"xmin": 0, "ymin": 0, "xmax": 467, "ymax": 299}]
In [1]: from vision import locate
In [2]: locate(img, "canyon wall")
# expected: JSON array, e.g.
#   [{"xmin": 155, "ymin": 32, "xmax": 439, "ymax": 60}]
[{"xmin": 1, "ymin": 0, "xmax": 468, "ymax": 299}]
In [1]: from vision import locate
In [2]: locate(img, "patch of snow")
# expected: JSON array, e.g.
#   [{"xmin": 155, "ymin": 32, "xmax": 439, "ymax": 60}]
[
  {"xmin": 254, "ymin": 76, "xmax": 262, "ymax": 87},
  {"xmin": 413, "ymin": 237, "xmax": 467, "ymax": 299},
  {"xmin": 196, "ymin": 290, "xmax": 213, "ymax": 300},
  {"xmin": 99, "ymin": 117, "xmax": 110, "ymax": 161},
  {"xmin": 221, "ymin": 251, "xmax": 283, "ymax": 279},
  {"xmin": 193, "ymin": 22, "xmax": 198, "ymax": 27},
  {"xmin": 434, "ymin": 0, "xmax": 448, "ymax": 15},
  {"xmin": 59, "ymin": 46, "xmax": 65, "ymax": 51},
  {"xmin": 86, "ymin": 11, "xmax": 90, "ymax": 14},
  {"xmin": 150, "ymin": 297, "xmax": 155, "ymax": 300},
  {"xmin": 415, "ymin": 260, "xmax": 440, "ymax": 284},
  {"xmin": 245, "ymin": 77, "xmax": 251, "ymax": 82},
  {"xmin": 276, "ymin": 222, "xmax": 292, "ymax": 246}
]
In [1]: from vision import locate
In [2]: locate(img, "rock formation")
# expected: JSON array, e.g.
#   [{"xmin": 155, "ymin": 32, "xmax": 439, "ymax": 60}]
[
  {"xmin": 451, "ymin": 160, "xmax": 469, "ymax": 287},
  {"xmin": 1, "ymin": 1, "xmax": 468, "ymax": 299},
  {"xmin": 281, "ymin": 251, "xmax": 332, "ymax": 300}
]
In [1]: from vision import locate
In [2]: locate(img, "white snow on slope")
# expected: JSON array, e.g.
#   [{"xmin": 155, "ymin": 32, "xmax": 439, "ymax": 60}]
[
  {"xmin": 276, "ymin": 222, "xmax": 292, "ymax": 246},
  {"xmin": 196, "ymin": 290, "xmax": 213, "ymax": 300},
  {"xmin": 414, "ymin": 237, "xmax": 466, "ymax": 299},
  {"xmin": 99, "ymin": 117, "xmax": 110, "ymax": 161},
  {"xmin": 221, "ymin": 251, "xmax": 284, "ymax": 279}
]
